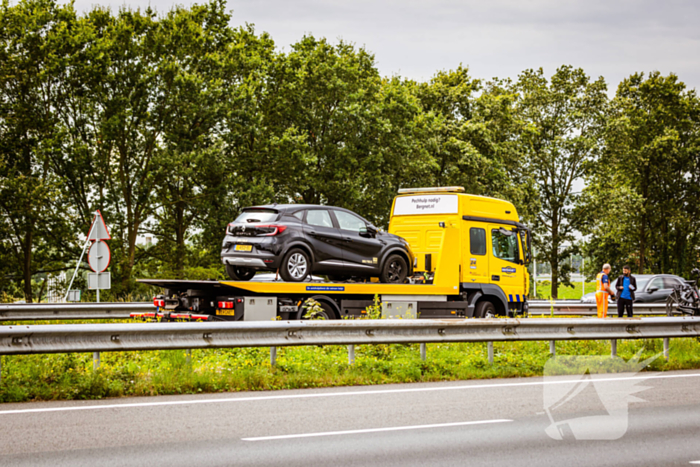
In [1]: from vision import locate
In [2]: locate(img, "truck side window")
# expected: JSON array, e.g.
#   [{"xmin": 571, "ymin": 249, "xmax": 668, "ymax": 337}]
[
  {"xmin": 492, "ymin": 228, "xmax": 518, "ymax": 263},
  {"xmin": 470, "ymin": 228, "xmax": 486, "ymax": 255}
]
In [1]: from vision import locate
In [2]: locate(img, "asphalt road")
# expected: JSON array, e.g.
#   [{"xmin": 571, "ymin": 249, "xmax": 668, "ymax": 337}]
[{"xmin": 1, "ymin": 369, "xmax": 700, "ymax": 466}]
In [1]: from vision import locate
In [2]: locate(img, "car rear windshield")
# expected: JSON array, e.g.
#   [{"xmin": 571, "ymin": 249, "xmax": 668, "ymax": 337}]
[{"xmin": 235, "ymin": 210, "xmax": 278, "ymax": 223}]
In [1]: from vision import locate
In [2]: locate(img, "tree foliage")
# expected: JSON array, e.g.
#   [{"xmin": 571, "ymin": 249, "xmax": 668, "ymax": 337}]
[{"xmin": 1, "ymin": 0, "xmax": 699, "ymax": 301}]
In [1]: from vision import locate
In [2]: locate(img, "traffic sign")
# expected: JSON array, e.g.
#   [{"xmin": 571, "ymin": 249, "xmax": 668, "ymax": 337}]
[
  {"xmin": 88, "ymin": 240, "xmax": 111, "ymax": 273},
  {"xmin": 88, "ymin": 272, "xmax": 111, "ymax": 290},
  {"xmin": 87, "ymin": 210, "xmax": 111, "ymax": 241},
  {"xmin": 66, "ymin": 290, "xmax": 81, "ymax": 302}
]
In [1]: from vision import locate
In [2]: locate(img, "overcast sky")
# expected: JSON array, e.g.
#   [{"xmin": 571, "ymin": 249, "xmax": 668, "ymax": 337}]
[{"xmin": 71, "ymin": 0, "xmax": 700, "ymax": 92}]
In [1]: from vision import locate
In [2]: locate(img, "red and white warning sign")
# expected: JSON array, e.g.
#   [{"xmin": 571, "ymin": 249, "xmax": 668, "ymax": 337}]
[{"xmin": 87, "ymin": 210, "xmax": 111, "ymax": 241}]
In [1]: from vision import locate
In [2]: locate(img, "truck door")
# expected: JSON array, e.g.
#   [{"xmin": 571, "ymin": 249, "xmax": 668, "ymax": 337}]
[
  {"xmin": 489, "ymin": 224, "xmax": 525, "ymax": 302},
  {"xmin": 462, "ymin": 224, "xmax": 489, "ymax": 284}
]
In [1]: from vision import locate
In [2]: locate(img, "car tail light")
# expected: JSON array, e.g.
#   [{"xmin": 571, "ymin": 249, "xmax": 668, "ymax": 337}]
[
  {"xmin": 153, "ymin": 297, "xmax": 165, "ymax": 307},
  {"xmin": 226, "ymin": 223, "xmax": 235, "ymax": 235},
  {"xmin": 255, "ymin": 224, "xmax": 287, "ymax": 236},
  {"xmin": 218, "ymin": 301, "xmax": 234, "ymax": 309}
]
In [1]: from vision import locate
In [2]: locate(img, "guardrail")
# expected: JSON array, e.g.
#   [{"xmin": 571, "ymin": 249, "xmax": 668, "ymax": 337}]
[
  {"xmin": 0, "ymin": 302, "xmax": 150, "ymax": 321},
  {"xmin": 0, "ymin": 301, "xmax": 668, "ymax": 322},
  {"xmin": 528, "ymin": 302, "xmax": 667, "ymax": 316},
  {"xmin": 1, "ymin": 317, "xmax": 697, "ymax": 355}
]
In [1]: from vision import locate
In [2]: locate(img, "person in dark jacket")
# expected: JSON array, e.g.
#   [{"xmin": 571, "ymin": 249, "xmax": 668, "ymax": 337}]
[{"xmin": 616, "ymin": 265, "xmax": 637, "ymax": 317}]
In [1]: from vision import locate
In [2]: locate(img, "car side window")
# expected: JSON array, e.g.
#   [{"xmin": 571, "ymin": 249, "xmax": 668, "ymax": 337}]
[
  {"xmin": 491, "ymin": 228, "xmax": 518, "ymax": 263},
  {"xmin": 306, "ymin": 210, "xmax": 333, "ymax": 228},
  {"xmin": 292, "ymin": 210, "xmax": 305, "ymax": 221},
  {"xmin": 470, "ymin": 228, "xmax": 486, "ymax": 255},
  {"xmin": 335, "ymin": 210, "xmax": 365, "ymax": 232},
  {"xmin": 663, "ymin": 277, "xmax": 681, "ymax": 289},
  {"xmin": 648, "ymin": 277, "xmax": 664, "ymax": 291}
]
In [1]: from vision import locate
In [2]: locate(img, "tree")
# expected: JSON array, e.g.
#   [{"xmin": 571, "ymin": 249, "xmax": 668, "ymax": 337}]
[
  {"xmin": 583, "ymin": 72, "xmax": 700, "ymax": 276},
  {"xmin": 514, "ymin": 66, "xmax": 608, "ymax": 298},
  {"xmin": 0, "ymin": 0, "xmax": 77, "ymax": 301}
]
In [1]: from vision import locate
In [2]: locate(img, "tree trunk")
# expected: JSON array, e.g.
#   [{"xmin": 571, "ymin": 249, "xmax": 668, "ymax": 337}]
[
  {"xmin": 638, "ymin": 221, "xmax": 646, "ymax": 274},
  {"xmin": 550, "ymin": 255, "xmax": 559, "ymax": 300},
  {"xmin": 175, "ymin": 199, "xmax": 185, "ymax": 279},
  {"xmin": 23, "ymin": 228, "xmax": 33, "ymax": 303}
]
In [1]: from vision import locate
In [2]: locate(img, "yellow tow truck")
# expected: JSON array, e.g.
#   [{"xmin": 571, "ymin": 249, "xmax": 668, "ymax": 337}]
[{"xmin": 137, "ymin": 187, "xmax": 532, "ymax": 321}]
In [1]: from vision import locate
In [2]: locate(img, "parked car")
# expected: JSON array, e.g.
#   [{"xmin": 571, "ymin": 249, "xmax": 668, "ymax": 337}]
[
  {"xmin": 580, "ymin": 274, "xmax": 686, "ymax": 303},
  {"xmin": 221, "ymin": 204, "xmax": 414, "ymax": 283}
]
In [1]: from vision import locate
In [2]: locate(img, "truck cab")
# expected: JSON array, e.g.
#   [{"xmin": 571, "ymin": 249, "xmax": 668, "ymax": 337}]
[{"xmin": 389, "ymin": 187, "xmax": 531, "ymax": 316}]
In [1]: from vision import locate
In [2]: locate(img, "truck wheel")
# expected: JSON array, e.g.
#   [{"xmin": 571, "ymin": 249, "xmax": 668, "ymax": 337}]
[
  {"xmin": 280, "ymin": 248, "xmax": 310, "ymax": 282},
  {"xmin": 226, "ymin": 264, "xmax": 256, "ymax": 281},
  {"xmin": 300, "ymin": 300, "xmax": 337, "ymax": 320},
  {"xmin": 380, "ymin": 254, "xmax": 408, "ymax": 283},
  {"xmin": 474, "ymin": 300, "xmax": 496, "ymax": 318}
]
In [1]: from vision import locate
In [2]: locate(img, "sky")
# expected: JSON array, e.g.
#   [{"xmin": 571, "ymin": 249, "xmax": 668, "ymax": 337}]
[{"xmin": 69, "ymin": 0, "xmax": 700, "ymax": 92}]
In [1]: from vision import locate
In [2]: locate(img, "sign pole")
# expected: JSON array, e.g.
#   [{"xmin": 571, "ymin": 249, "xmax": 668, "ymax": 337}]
[{"xmin": 96, "ymin": 273, "xmax": 100, "ymax": 303}]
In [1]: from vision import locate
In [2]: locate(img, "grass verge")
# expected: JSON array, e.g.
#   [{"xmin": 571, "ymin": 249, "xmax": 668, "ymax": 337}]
[{"xmin": 2, "ymin": 337, "xmax": 700, "ymax": 403}]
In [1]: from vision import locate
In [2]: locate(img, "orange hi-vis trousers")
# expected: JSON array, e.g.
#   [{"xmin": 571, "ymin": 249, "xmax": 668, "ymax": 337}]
[{"xmin": 596, "ymin": 292, "xmax": 609, "ymax": 318}]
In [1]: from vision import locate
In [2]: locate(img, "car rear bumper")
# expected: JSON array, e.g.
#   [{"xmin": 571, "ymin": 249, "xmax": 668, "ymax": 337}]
[{"xmin": 222, "ymin": 256, "xmax": 268, "ymax": 268}]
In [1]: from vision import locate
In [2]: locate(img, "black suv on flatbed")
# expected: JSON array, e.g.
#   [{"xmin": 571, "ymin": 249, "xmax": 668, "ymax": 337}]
[{"xmin": 221, "ymin": 204, "xmax": 414, "ymax": 283}]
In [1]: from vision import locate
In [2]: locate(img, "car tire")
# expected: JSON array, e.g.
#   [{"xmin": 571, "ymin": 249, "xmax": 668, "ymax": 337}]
[
  {"xmin": 474, "ymin": 300, "xmax": 496, "ymax": 318},
  {"xmin": 380, "ymin": 254, "xmax": 408, "ymax": 283},
  {"xmin": 225, "ymin": 264, "xmax": 256, "ymax": 281},
  {"xmin": 280, "ymin": 248, "xmax": 311, "ymax": 282}
]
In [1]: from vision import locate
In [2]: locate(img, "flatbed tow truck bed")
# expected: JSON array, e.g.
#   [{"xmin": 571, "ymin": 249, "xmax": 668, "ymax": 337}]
[{"xmin": 136, "ymin": 228, "xmax": 526, "ymax": 322}]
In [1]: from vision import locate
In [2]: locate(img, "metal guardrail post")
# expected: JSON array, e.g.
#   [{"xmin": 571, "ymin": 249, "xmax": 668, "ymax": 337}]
[
  {"xmin": 186, "ymin": 349, "xmax": 192, "ymax": 364},
  {"xmin": 93, "ymin": 351, "xmax": 100, "ymax": 370},
  {"xmin": 348, "ymin": 345, "xmax": 355, "ymax": 365},
  {"xmin": 420, "ymin": 343, "xmax": 427, "ymax": 361},
  {"xmin": 550, "ymin": 340, "xmax": 556, "ymax": 357},
  {"xmin": 270, "ymin": 346, "xmax": 277, "ymax": 366},
  {"xmin": 611, "ymin": 339, "xmax": 617, "ymax": 357},
  {"xmin": 487, "ymin": 342, "xmax": 494, "ymax": 364},
  {"xmin": 664, "ymin": 338, "xmax": 670, "ymax": 361}
]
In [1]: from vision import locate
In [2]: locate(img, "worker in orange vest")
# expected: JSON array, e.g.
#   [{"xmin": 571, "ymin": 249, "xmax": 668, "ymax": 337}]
[{"xmin": 595, "ymin": 264, "xmax": 616, "ymax": 318}]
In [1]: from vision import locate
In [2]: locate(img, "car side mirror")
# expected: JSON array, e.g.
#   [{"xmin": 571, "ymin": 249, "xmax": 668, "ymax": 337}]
[
  {"xmin": 647, "ymin": 287, "xmax": 657, "ymax": 294},
  {"xmin": 361, "ymin": 224, "xmax": 377, "ymax": 238}
]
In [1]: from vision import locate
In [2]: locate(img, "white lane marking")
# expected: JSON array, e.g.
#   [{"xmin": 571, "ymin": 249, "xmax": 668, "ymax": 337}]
[
  {"xmin": 242, "ymin": 419, "xmax": 513, "ymax": 441},
  {"xmin": 1, "ymin": 372, "xmax": 699, "ymax": 415},
  {"xmin": 689, "ymin": 461, "xmax": 700, "ymax": 464}
]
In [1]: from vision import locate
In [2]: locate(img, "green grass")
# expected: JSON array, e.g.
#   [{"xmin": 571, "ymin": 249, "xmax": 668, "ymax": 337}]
[
  {"xmin": 2, "ymin": 337, "xmax": 700, "ymax": 403},
  {"xmin": 534, "ymin": 281, "xmax": 596, "ymax": 300}
]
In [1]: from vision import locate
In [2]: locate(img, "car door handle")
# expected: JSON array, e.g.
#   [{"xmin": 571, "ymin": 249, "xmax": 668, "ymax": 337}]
[{"xmin": 342, "ymin": 237, "xmax": 352, "ymax": 242}]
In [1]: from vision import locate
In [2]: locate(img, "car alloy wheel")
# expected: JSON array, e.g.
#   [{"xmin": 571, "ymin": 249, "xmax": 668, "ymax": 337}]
[
  {"xmin": 288, "ymin": 253, "xmax": 307, "ymax": 278},
  {"xmin": 280, "ymin": 248, "xmax": 311, "ymax": 282},
  {"xmin": 380, "ymin": 254, "xmax": 408, "ymax": 283}
]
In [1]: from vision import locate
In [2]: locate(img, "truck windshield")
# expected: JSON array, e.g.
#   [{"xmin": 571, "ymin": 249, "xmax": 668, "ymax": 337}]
[{"xmin": 235, "ymin": 210, "xmax": 278, "ymax": 223}]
